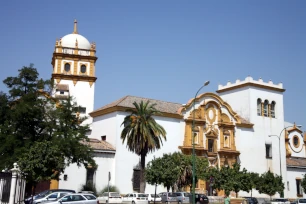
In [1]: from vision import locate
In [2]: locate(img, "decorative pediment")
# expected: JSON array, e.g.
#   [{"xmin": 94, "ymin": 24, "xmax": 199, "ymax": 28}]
[
  {"xmin": 206, "ymin": 127, "xmax": 218, "ymax": 137},
  {"xmin": 221, "ymin": 113, "xmax": 230, "ymax": 123}
]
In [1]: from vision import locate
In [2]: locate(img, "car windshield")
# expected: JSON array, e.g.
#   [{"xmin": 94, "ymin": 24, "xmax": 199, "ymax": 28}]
[
  {"xmin": 273, "ymin": 199, "xmax": 288, "ymax": 202},
  {"xmin": 299, "ymin": 199, "xmax": 306, "ymax": 203},
  {"xmin": 35, "ymin": 190, "xmax": 50, "ymax": 198},
  {"xmin": 55, "ymin": 194, "xmax": 68, "ymax": 201}
]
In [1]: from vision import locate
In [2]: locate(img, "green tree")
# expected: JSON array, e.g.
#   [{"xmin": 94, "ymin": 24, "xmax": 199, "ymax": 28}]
[
  {"xmin": 256, "ymin": 170, "xmax": 284, "ymax": 199},
  {"xmin": 146, "ymin": 154, "xmax": 180, "ymax": 192},
  {"xmin": 145, "ymin": 152, "xmax": 208, "ymax": 192},
  {"xmin": 178, "ymin": 153, "xmax": 209, "ymax": 191},
  {"xmin": 205, "ymin": 163, "xmax": 252, "ymax": 197},
  {"xmin": 0, "ymin": 65, "xmax": 95, "ymax": 180},
  {"xmin": 249, "ymin": 172, "xmax": 260, "ymax": 197},
  {"xmin": 301, "ymin": 174, "xmax": 306, "ymax": 193},
  {"xmin": 18, "ymin": 141, "xmax": 65, "ymax": 195},
  {"xmin": 121, "ymin": 100, "xmax": 167, "ymax": 193}
]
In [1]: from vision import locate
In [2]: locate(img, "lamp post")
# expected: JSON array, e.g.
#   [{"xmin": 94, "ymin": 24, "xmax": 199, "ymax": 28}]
[
  {"xmin": 269, "ymin": 124, "xmax": 302, "ymax": 198},
  {"xmin": 192, "ymin": 81, "xmax": 210, "ymax": 204}
]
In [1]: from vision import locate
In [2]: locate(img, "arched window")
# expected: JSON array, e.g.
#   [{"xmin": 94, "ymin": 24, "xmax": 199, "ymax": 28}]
[
  {"xmin": 64, "ymin": 63, "xmax": 70, "ymax": 72},
  {"xmin": 257, "ymin": 99, "xmax": 262, "ymax": 116},
  {"xmin": 263, "ymin": 100, "xmax": 269, "ymax": 117},
  {"xmin": 80, "ymin": 65, "xmax": 86, "ymax": 74},
  {"xmin": 270, "ymin": 101, "xmax": 276, "ymax": 118}
]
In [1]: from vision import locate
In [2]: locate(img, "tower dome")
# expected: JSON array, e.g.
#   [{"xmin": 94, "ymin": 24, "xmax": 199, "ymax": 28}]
[{"xmin": 60, "ymin": 20, "xmax": 91, "ymax": 50}]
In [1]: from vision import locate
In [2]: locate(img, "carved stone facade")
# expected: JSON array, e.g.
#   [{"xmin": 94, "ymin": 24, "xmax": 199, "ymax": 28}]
[{"xmin": 178, "ymin": 93, "xmax": 250, "ymax": 194}]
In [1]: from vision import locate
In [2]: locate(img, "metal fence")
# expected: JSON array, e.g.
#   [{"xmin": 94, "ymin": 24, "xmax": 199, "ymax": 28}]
[
  {"xmin": 0, "ymin": 168, "xmax": 26, "ymax": 204},
  {"xmin": 14, "ymin": 174, "xmax": 26, "ymax": 204},
  {"xmin": 0, "ymin": 172, "xmax": 12, "ymax": 204}
]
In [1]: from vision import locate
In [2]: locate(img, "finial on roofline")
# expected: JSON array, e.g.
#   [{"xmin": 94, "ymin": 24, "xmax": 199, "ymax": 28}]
[{"xmin": 73, "ymin": 19, "xmax": 78, "ymax": 34}]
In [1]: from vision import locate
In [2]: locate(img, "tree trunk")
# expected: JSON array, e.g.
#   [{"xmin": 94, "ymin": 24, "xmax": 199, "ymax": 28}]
[
  {"xmin": 235, "ymin": 191, "xmax": 238, "ymax": 198},
  {"xmin": 167, "ymin": 186, "xmax": 170, "ymax": 192},
  {"xmin": 140, "ymin": 153, "xmax": 146, "ymax": 193},
  {"xmin": 251, "ymin": 189, "xmax": 253, "ymax": 197}
]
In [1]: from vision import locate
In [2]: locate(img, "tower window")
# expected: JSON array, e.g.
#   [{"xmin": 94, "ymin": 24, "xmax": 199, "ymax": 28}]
[
  {"xmin": 80, "ymin": 65, "xmax": 87, "ymax": 74},
  {"xmin": 64, "ymin": 63, "xmax": 71, "ymax": 72},
  {"xmin": 257, "ymin": 98, "xmax": 262, "ymax": 116},
  {"xmin": 60, "ymin": 91, "xmax": 64, "ymax": 95},
  {"xmin": 270, "ymin": 101, "xmax": 276, "ymax": 118},
  {"xmin": 263, "ymin": 100, "xmax": 269, "ymax": 117}
]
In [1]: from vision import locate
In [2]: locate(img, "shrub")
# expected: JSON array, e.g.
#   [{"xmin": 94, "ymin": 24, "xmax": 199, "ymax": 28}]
[
  {"xmin": 80, "ymin": 181, "xmax": 97, "ymax": 195},
  {"xmin": 98, "ymin": 185, "xmax": 120, "ymax": 196}
]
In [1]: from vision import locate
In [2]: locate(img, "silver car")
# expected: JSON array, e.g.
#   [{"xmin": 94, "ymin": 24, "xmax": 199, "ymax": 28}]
[
  {"xmin": 175, "ymin": 192, "xmax": 190, "ymax": 204},
  {"xmin": 33, "ymin": 192, "xmax": 70, "ymax": 204},
  {"xmin": 44, "ymin": 193, "xmax": 98, "ymax": 204}
]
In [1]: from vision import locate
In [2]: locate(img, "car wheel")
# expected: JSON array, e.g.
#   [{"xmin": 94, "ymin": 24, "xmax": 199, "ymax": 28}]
[
  {"xmin": 178, "ymin": 201, "xmax": 182, "ymax": 204},
  {"xmin": 106, "ymin": 200, "xmax": 108, "ymax": 204},
  {"xmin": 132, "ymin": 201, "xmax": 135, "ymax": 204},
  {"xmin": 196, "ymin": 202, "xmax": 200, "ymax": 204}
]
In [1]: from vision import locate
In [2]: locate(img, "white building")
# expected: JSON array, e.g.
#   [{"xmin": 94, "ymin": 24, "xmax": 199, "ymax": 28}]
[{"xmin": 51, "ymin": 21, "xmax": 305, "ymax": 199}]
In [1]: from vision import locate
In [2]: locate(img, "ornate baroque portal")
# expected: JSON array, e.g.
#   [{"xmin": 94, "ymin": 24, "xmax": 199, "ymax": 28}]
[{"xmin": 178, "ymin": 93, "xmax": 249, "ymax": 194}]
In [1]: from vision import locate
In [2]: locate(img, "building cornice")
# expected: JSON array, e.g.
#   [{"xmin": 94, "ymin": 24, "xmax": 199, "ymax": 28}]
[
  {"xmin": 89, "ymin": 106, "xmax": 183, "ymax": 119},
  {"xmin": 216, "ymin": 82, "xmax": 285, "ymax": 93}
]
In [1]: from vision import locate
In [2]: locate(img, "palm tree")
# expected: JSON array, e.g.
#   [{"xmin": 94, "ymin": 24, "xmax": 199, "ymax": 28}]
[{"xmin": 121, "ymin": 100, "xmax": 167, "ymax": 193}]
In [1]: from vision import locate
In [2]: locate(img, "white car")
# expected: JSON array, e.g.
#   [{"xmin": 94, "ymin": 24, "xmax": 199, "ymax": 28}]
[
  {"xmin": 122, "ymin": 193, "xmax": 148, "ymax": 204},
  {"xmin": 98, "ymin": 192, "xmax": 122, "ymax": 204},
  {"xmin": 146, "ymin": 194, "xmax": 162, "ymax": 202},
  {"xmin": 271, "ymin": 198, "xmax": 290, "ymax": 204}
]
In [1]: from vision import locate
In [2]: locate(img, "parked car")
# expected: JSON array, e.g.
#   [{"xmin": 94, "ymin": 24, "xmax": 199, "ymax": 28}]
[
  {"xmin": 33, "ymin": 192, "xmax": 70, "ymax": 204},
  {"xmin": 271, "ymin": 199, "xmax": 290, "ymax": 204},
  {"xmin": 146, "ymin": 194, "xmax": 162, "ymax": 202},
  {"xmin": 43, "ymin": 193, "xmax": 98, "ymax": 204},
  {"xmin": 98, "ymin": 192, "xmax": 122, "ymax": 204},
  {"xmin": 122, "ymin": 193, "xmax": 148, "ymax": 204},
  {"xmin": 292, "ymin": 199, "xmax": 306, "ymax": 204},
  {"xmin": 25, "ymin": 189, "xmax": 76, "ymax": 204},
  {"xmin": 243, "ymin": 197, "xmax": 258, "ymax": 204},
  {"xmin": 175, "ymin": 192, "xmax": 190, "ymax": 204},
  {"xmin": 189, "ymin": 193, "xmax": 209, "ymax": 204},
  {"xmin": 159, "ymin": 192, "xmax": 177, "ymax": 203}
]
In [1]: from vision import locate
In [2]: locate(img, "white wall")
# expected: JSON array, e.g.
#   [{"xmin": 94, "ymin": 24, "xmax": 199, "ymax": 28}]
[
  {"xmin": 58, "ymin": 153, "xmax": 115, "ymax": 193},
  {"xmin": 90, "ymin": 112, "xmax": 118, "ymax": 147},
  {"xmin": 219, "ymin": 85, "xmax": 286, "ymax": 197},
  {"xmin": 53, "ymin": 79, "xmax": 95, "ymax": 125},
  {"xmin": 287, "ymin": 168, "xmax": 306, "ymax": 198},
  {"xmin": 91, "ymin": 111, "xmax": 185, "ymax": 194},
  {"xmin": 58, "ymin": 163, "xmax": 87, "ymax": 192}
]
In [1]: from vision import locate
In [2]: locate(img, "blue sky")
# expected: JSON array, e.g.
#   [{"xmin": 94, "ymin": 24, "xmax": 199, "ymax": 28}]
[{"xmin": 0, "ymin": 1, "xmax": 305, "ymax": 130}]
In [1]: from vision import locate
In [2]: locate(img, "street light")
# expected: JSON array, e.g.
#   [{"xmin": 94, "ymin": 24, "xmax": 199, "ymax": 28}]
[
  {"xmin": 269, "ymin": 124, "xmax": 302, "ymax": 198},
  {"xmin": 192, "ymin": 81, "xmax": 210, "ymax": 204}
]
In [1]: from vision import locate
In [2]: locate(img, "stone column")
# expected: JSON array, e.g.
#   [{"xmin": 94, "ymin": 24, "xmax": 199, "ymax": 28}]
[{"xmin": 9, "ymin": 163, "xmax": 20, "ymax": 204}]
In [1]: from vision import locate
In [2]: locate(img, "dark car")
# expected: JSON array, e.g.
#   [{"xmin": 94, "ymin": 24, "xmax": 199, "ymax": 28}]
[
  {"xmin": 189, "ymin": 194, "xmax": 209, "ymax": 204},
  {"xmin": 25, "ymin": 189, "xmax": 76, "ymax": 204},
  {"xmin": 244, "ymin": 197, "xmax": 259, "ymax": 204}
]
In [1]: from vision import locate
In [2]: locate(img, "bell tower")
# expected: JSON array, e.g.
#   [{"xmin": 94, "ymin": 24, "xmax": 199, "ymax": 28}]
[{"xmin": 51, "ymin": 20, "xmax": 98, "ymax": 125}]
